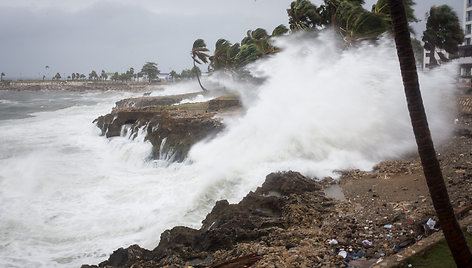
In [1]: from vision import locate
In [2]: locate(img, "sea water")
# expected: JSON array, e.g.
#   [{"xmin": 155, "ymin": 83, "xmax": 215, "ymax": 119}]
[{"xmin": 0, "ymin": 33, "xmax": 458, "ymax": 267}]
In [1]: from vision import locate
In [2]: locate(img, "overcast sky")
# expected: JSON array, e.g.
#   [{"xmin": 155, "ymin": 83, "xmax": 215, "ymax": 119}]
[{"xmin": 0, "ymin": 0, "xmax": 463, "ymax": 79}]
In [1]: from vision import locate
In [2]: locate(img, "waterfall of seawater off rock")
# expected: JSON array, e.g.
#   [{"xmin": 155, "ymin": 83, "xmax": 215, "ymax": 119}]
[{"xmin": 0, "ymin": 34, "xmax": 458, "ymax": 267}]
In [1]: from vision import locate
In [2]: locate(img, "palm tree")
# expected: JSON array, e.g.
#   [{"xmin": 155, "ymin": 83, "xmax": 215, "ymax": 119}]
[
  {"xmin": 422, "ymin": 5, "xmax": 464, "ymax": 68},
  {"xmin": 272, "ymin": 24, "xmax": 289, "ymax": 37},
  {"xmin": 141, "ymin": 62, "xmax": 160, "ymax": 82},
  {"xmin": 210, "ymin": 39, "xmax": 232, "ymax": 71},
  {"xmin": 1, "ymin": 72, "xmax": 5, "ymax": 82},
  {"xmin": 287, "ymin": 0, "xmax": 321, "ymax": 31},
  {"xmin": 388, "ymin": 0, "xmax": 472, "ymax": 266},
  {"xmin": 191, "ymin": 39, "xmax": 210, "ymax": 91}
]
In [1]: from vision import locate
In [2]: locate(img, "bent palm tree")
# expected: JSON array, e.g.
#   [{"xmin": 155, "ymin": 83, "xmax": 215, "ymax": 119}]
[
  {"xmin": 388, "ymin": 0, "xmax": 472, "ymax": 266},
  {"xmin": 191, "ymin": 39, "xmax": 210, "ymax": 91}
]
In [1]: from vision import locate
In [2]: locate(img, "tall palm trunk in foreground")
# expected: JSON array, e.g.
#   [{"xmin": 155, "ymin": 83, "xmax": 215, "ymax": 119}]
[{"xmin": 388, "ymin": 0, "xmax": 472, "ymax": 266}]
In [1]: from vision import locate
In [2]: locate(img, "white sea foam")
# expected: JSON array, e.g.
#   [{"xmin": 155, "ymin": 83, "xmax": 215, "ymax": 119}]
[{"xmin": 0, "ymin": 33, "xmax": 457, "ymax": 267}]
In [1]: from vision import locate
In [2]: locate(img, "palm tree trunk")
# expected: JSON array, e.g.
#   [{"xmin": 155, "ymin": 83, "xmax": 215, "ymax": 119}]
[
  {"xmin": 388, "ymin": 0, "xmax": 472, "ymax": 267},
  {"xmin": 193, "ymin": 60, "xmax": 207, "ymax": 91}
]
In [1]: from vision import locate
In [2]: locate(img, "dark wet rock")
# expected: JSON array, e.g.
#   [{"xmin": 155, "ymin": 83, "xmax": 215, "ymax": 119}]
[
  {"xmin": 93, "ymin": 94, "xmax": 241, "ymax": 162},
  {"xmin": 83, "ymin": 171, "xmax": 334, "ymax": 267}
]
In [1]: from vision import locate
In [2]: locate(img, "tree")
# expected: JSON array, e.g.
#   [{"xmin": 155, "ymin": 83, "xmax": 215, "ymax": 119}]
[
  {"xmin": 89, "ymin": 70, "xmax": 98, "ymax": 80},
  {"xmin": 100, "ymin": 70, "xmax": 108, "ymax": 81},
  {"xmin": 71, "ymin": 73, "xmax": 76, "ymax": 80},
  {"xmin": 210, "ymin": 39, "xmax": 233, "ymax": 71},
  {"xmin": 141, "ymin": 62, "xmax": 159, "ymax": 82},
  {"xmin": 76, "ymin": 73, "xmax": 80, "ymax": 80},
  {"xmin": 112, "ymin": 72, "xmax": 120, "ymax": 81},
  {"xmin": 169, "ymin": 70, "xmax": 179, "ymax": 81},
  {"xmin": 287, "ymin": 0, "xmax": 322, "ymax": 31},
  {"xmin": 54, "ymin": 73, "xmax": 61, "ymax": 80},
  {"xmin": 79, "ymin": 74, "xmax": 86, "ymax": 80},
  {"xmin": 272, "ymin": 24, "xmax": 289, "ymax": 36},
  {"xmin": 422, "ymin": 5, "xmax": 464, "ymax": 68},
  {"xmin": 1, "ymin": 72, "xmax": 5, "ymax": 82},
  {"xmin": 388, "ymin": 0, "xmax": 472, "ymax": 267},
  {"xmin": 191, "ymin": 39, "xmax": 210, "ymax": 91}
]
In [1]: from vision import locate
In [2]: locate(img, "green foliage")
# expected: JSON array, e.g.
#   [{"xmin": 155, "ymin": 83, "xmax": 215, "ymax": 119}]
[
  {"xmin": 54, "ymin": 72, "xmax": 61, "ymax": 80},
  {"xmin": 272, "ymin": 24, "xmax": 289, "ymax": 36},
  {"xmin": 235, "ymin": 44, "xmax": 262, "ymax": 67},
  {"xmin": 89, "ymin": 70, "xmax": 99, "ymax": 80},
  {"xmin": 403, "ymin": 229, "xmax": 472, "ymax": 268},
  {"xmin": 191, "ymin": 39, "xmax": 210, "ymax": 64},
  {"xmin": 209, "ymin": 39, "xmax": 233, "ymax": 71},
  {"xmin": 336, "ymin": 0, "xmax": 389, "ymax": 45},
  {"xmin": 111, "ymin": 72, "xmax": 119, "ymax": 81},
  {"xmin": 422, "ymin": 4, "xmax": 464, "ymax": 61},
  {"xmin": 141, "ymin": 62, "xmax": 160, "ymax": 82},
  {"xmin": 287, "ymin": 0, "xmax": 322, "ymax": 31}
]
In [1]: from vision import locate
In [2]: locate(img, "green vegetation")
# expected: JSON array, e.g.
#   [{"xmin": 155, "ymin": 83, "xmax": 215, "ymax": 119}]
[
  {"xmin": 191, "ymin": 39, "xmax": 210, "ymax": 91},
  {"xmin": 403, "ymin": 229, "xmax": 472, "ymax": 267},
  {"xmin": 141, "ymin": 62, "xmax": 160, "ymax": 82},
  {"xmin": 422, "ymin": 5, "xmax": 464, "ymax": 67}
]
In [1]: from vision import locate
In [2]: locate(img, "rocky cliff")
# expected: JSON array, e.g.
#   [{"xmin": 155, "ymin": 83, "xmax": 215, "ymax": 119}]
[
  {"xmin": 82, "ymin": 171, "xmax": 336, "ymax": 268},
  {"xmin": 94, "ymin": 93, "xmax": 241, "ymax": 162}
]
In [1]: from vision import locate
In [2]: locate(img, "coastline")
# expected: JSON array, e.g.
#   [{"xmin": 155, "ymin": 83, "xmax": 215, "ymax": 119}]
[{"xmin": 0, "ymin": 80, "xmax": 168, "ymax": 92}]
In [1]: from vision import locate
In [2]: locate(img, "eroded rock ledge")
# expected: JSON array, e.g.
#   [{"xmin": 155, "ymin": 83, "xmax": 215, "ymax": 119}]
[
  {"xmin": 94, "ymin": 94, "xmax": 240, "ymax": 162},
  {"xmin": 82, "ymin": 171, "xmax": 335, "ymax": 268}
]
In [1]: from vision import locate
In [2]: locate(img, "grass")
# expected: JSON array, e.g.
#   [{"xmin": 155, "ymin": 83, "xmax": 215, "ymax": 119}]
[{"xmin": 403, "ymin": 228, "xmax": 472, "ymax": 268}]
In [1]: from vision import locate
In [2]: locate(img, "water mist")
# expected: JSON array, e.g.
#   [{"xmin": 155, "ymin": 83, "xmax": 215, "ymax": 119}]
[{"xmin": 0, "ymin": 33, "xmax": 458, "ymax": 268}]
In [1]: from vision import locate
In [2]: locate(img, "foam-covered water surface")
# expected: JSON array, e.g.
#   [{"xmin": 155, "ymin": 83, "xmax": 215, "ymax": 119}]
[{"xmin": 0, "ymin": 33, "xmax": 457, "ymax": 267}]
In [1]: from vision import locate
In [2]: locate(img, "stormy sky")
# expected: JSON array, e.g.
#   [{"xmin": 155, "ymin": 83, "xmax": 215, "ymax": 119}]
[{"xmin": 0, "ymin": 0, "xmax": 463, "ymax": 80}]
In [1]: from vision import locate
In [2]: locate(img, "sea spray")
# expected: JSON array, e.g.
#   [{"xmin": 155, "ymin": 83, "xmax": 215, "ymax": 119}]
[
  {"xmin": 0, "ymin": 33, "xmax": 458, "ymax": 267},
  {"xmin": 189, "ymin": 33, "xmax": 456, "ymax": 181}
]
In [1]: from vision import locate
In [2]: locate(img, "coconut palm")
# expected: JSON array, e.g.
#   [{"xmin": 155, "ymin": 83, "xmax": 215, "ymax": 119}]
[
  {"xmin": 388, "ymin": 0, "xmax": 472, "ymax": 266},
  {"xmin": 1, "ymin": 72, "xmax": 5, "ymax": 82},
  {"xmin": 287, "ymin": 0, "xmax": 322, "ymax": 31},
  {"xmin": 141, "ymin": 62, "xmax": 160, "ymax": 82},
  {"xmin": 210, "ymin": 39, "xmax": 232, "ymax": 71},
  {"xmin": 422, "ymin": 5, "xmax": 464, "ymax": 68},
  {"xmin": 246, "ymin": 28, "xmax": 275, "ymax": 55},
  {"xmin": 272, "ymin": 24, "xmax": 289, "ymax": 37},
  {"xmin": 191, "ymin": 39, "xmax": 210, "ymax": 91}
]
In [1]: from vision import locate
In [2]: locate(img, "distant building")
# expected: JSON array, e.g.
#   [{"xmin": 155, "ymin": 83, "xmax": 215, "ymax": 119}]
[{"xmin": 459, "ymin": 0, "xmax": 472, "ymax": 87}]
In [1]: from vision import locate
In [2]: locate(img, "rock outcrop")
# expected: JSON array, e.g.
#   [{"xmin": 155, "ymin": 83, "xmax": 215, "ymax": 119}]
[
  {"xmin": 82, "ymin": 171, "xmax": 335, "ymax": 268},
  {"xmin": 94, "ymin": 94, "xmax": 241, "ymax": 162}
]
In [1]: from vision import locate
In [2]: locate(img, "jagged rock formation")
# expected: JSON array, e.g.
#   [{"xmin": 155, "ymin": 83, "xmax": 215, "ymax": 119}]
[
  {"xmin": 94, "ymin": 94, "xmax": 240, "ymax": 162},
  {"xmin": 82, "ymin": 171, "xmax": 335, "ymax": 268}
]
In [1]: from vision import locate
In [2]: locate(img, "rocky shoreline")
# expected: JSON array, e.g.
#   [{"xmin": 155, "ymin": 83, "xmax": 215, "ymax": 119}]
[
  {"xmin": 93, "ymin": 92, "xmax": 240, "ymax": 161},
  {"xmin": 83, "ymin": 94, "xmax": 472, "ymax": 267},
  {"xmin": 0, "ymin": 80, "xmax": 163, "ymax": 92}
]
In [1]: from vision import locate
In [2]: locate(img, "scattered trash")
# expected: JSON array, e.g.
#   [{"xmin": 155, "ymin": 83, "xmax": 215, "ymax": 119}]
[
  {"xmin": 386, "ymin": 234, "xmax": 392, "ymax": 239},
  {"xmin": 467, "ymin": 225, "xmax": 472, "ymax": 235},
  {"xmin": 426, "ymin": 218, "xmax": 436, "ymax": 230},
  {"xmin": 380, "ymin": 253, "xmax": 385, "ymax": 257},
  {"xmin": 393, "ymin": 245, "xmax": 405, "ymax": 253},
  {"xmin": 338, "ymin": 250, "xmax": 347, "ymax": 258},
  {"xmin": 362, "ymin": 240, "xmax": 372, "ymax": 246},
  {"xmin": 347, "ymin": 251, "xmax": 365, "ymax": 260},
  {"xmin": 328, "ymin": 239, "xmax": 338, "ymax": 245},
  {"xmin": 383, "ymin": 224, "xmax": 393, "ymax": 229}
]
